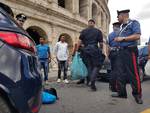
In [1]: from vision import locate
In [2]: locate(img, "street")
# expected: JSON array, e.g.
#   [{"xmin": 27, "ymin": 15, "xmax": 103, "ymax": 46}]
[
  {"xmin": 40, "ymin": 76, "xmax": 150, "ymax": 113},
  {"xmin": 1, "ymin": 1, "xmax": 150, "ymax": 113}
]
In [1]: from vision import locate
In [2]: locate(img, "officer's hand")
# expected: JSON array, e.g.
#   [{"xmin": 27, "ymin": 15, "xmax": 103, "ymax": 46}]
[
  {"xmin": 148, "ymin": 55, "xmax": 150, "ymax": 59},
  {"xmin": 114, "ymin": 37, "xmax": 124, "ymax": 42}
]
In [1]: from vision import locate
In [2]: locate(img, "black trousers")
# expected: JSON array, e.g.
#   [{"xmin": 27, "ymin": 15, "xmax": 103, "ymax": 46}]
[
  {"xmin": 58, "ymin": 60, "xmax": 67, "ymax": 80},
  {"xmin": 109, "ymin": 50, "xmax": 120, "ymax": 92},
  {"xmin": 86, "ymin": 55, "xmax": 100, "ymax": 86},
  {"xmin": 79, "ymin": 45, "xmax": 104, "ymax": 86},
  {"xmin": 117, "ymin": 47, "xmax": 142, "ymax": 97},
  {"xmin": 82, "ymin": 52, "xmax": 102, "ymax": 86}
]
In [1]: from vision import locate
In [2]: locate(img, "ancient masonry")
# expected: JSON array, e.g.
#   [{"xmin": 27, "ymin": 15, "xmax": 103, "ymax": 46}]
[{"xmin": 1, "ymin": 0, "xmax": 110, "ymax": 66}]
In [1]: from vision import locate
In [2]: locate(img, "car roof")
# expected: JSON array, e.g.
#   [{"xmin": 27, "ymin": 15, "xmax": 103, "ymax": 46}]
[{"xmin": 0, "ymin": 2, "xmax": 14, "ymax": 17}]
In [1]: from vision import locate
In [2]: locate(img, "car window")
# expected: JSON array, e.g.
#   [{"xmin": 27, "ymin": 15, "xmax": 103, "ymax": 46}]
[
  {"xmin": 139, "ymin": 46, "xmax": 148, "ymax": 57},
  {"xmin": 0, "ymin": 11, "xmax": 17, "ymax": 27}
]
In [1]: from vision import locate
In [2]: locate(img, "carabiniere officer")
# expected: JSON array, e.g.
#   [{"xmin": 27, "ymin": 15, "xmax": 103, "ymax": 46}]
[{"xmin": 113, "ymin": 9, "xmax": 143, "ymax": 104}]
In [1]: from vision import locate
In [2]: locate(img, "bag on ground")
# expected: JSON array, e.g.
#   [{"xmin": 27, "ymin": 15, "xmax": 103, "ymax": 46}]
[
  {"xmin": 42, "ymin": 91, "xmax": 56, "ymax": 104},
  {"xmin": 71, "ymin": 52, "xmax": 88, "ymax": 80},
  {"xmin": 44, "ymin": 88, "xmax": 59, "ymax": 100},
  {"xmin": 144, "ymin": 60, "xmax": 150, "ymax": 76}
]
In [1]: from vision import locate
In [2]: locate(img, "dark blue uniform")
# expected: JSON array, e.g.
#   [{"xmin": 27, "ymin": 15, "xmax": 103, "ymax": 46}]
[
  {"xmin": 108, "ymin": 31, "xmax": 120, "ymax": 92},
  {"xmin": 116, "ymin": 20, "xmax": 142, "ymax": 97},
  {"xmin": 79, "ymin": 27, "xmax": 104, "ymax": 89},
  {"xmin": 119, "ymin": 20, "xmax": 140, "ymax": 47},
  {"xmin": 108, "ymin": 32, "xmax": 119, "ymax": 47}
]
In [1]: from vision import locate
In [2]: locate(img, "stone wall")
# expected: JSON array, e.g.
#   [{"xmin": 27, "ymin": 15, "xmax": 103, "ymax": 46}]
[{"xmin": 1, "ymin": 0, "xmax": 110, "ymax": 67}]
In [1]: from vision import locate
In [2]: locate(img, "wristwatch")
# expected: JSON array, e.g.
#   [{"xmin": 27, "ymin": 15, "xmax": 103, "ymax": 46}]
[{"xmin": 122, "ymin": 37, "xmax": 126, "ymax": 41}]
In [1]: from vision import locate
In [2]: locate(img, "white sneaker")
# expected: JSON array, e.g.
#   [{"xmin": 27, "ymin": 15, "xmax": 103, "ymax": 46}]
[
  {"xmin": 63, "ymin": 79, "xmax": 69, "ymax": 84},
  {"xmin": 57, "ymin": 79, "xmax": 61, "ymax": 83},
  {"xmin": 45, "ymin": 81, "xmax": 49, "ymax": 85}
]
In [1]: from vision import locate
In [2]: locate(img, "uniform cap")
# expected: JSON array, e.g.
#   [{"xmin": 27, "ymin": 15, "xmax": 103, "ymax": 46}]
[
  {"xmin": 112, "ymin": 22, "xmax": 121, "ymax": 26},
  {"xmin": 16, "ymin": 13, "xmax": 27, "ymax": 21},
  {"xmin": 117, "ymin": 9, "xmax": 130, "ymax": 15}
]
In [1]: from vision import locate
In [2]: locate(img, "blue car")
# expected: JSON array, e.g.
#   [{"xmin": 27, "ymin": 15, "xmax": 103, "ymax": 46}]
[
  {"xmin": 0, "ymin": 4, "xmax": 42, "ymax": 113},
  {"xmin": 138, "ymin": 45, "xmax": 149, "ymax": 82}
]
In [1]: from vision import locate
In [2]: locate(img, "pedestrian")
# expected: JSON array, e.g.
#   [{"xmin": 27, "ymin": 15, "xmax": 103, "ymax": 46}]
[
  {"xmin": 112, "ymin": 9, "xmax": 143, "ymax": 104},
  {"xmin": 108, "ymin": 22, "xmax": 121, "ymax": 92},
  {"xmin": 77, "ymin": 19, "xmax": 104, "ymax": 91},
  {"xmin": 55, "ymin": 35, "xmax": 69, "ymax": 84},
  {"xmin": 16, "ymin": 13, "xmax": 27, "ymax": 27},
  {"xmin": 36, "ymin": 37, "xmax": 51, "ymax": 84}
]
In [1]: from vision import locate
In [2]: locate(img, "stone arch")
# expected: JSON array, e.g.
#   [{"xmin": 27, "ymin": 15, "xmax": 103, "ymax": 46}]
[
  {"xmin": 79, "ymin": 0, "xmax": 88, "ymax": 19},
  {"xmin": 92, "ymin": 3, "xmax": 98, "ymax": 24},
  {"xmin": 58, "ymin": 33, "xmax": 73, "ymax": 54},
  {"xmin": 26, "ymin": 26, "xmax": 48, "ymax": 45}
]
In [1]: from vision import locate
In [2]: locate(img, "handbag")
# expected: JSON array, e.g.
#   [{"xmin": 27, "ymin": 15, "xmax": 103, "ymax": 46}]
[{"xmin": 144, "ymin": 60, "xmax": 150, "ymax": 76}]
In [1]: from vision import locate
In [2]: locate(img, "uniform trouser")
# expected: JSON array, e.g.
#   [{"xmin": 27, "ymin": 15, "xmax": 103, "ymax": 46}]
[
  {"xmin": 109, "ymin": 50, "xmax": 120, "ymax": 92},
  {"xmin": 117, "ymin": 47, "xmax": 142, "ymax": 97},
  {"xmin": 85, "ymin": 55, "xmax": 101, "ymax": 86},
  {"xmin": 40, "ymin": 60, "xmax": 49, "ymax": 81},
  {"xmin": 80, "ymin": 46, "xmax": 103, "ymax": 86},
  {"xmin": 58, "ymin": 60, "xmax": 67, "ymax": 80}
]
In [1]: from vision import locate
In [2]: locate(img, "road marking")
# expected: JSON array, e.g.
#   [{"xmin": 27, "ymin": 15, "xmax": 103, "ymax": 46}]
[{"xmin": 141, "ymin": 109, "xmax": 150, "ymax": 113}]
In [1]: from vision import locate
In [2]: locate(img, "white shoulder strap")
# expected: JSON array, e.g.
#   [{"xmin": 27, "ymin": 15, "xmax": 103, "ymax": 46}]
[{"xmin": 119, "ymin": 21, "xmax": 133, "ymax": 36}]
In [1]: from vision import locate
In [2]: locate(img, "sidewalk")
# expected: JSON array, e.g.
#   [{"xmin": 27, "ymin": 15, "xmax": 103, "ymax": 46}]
[{"xmin": 46, "ymin": 68, "xmax": 71, "ymax": 82}]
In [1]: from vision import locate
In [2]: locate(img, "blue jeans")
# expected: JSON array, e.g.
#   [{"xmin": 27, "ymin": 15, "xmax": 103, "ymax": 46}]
[{"xmin": 39, "ymin": 59, "xmax": 49, "ymax": 81}]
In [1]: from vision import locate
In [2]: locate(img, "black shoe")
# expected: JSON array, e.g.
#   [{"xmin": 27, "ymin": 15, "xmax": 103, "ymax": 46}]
[
  {"xmin": 111, "ymin": 93, "xmax": 127, "ymax": 99},
  {"xmin": 86, "ymin": 81, "xmax": 90, "ymax": 87},
  {"xmin": 91, "ymin": 85, "xmax": 97, "ymax": 91},
  {"xmin": 86, "ymin": 78, "xmax": 90, "ymax": 85},
  {"xmin": 134, "ymin": 95, "xmax": 143, "ymax": 104},
  {"xmin": 76, "ymin": 80, "xmax": 84, "ymax": 84},
  {"xmin": 109, "ymin": 84, "xmax": 117, "ymax": 92}
]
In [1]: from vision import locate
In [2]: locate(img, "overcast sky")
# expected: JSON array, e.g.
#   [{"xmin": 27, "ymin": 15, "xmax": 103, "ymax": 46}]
[{"xmin": 108, "ymin": 0, "xmax": 150, "ymax": 45}]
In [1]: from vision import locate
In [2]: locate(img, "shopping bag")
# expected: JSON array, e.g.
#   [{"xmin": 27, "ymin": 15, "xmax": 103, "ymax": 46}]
[
  {"xmin": 144, "ymin": 60, "xmax": 150, "ymax": 76},
  {"xmin": 71, "ymin": 52, "xmax": 88, "ymax": 80}
]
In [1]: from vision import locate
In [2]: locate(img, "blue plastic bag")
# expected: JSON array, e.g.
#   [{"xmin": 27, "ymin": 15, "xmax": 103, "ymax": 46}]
[
  {"xmin": 42, "ymin": 91, "xmax": 56, "ymax": 104},
  {"xmin": 71, "ymin": 52, "xmax": 88, "ymax": 80}
]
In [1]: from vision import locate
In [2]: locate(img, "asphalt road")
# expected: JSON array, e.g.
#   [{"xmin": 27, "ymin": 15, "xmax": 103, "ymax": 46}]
[{"xmin": 40, "ymin": 77, "xmax": 150, "ymax": 113}]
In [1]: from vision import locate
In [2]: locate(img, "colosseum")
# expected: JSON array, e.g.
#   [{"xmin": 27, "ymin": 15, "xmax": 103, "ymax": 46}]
[{"xmin": 1, "ymin": 0, "xmax": 110, "ymax": 60}]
